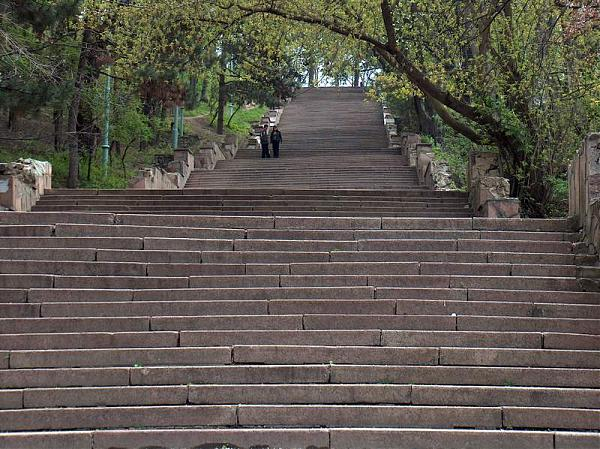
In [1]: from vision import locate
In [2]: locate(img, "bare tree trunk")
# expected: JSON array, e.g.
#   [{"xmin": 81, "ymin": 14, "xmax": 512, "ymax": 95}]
[
  {"xmin": 200, "ymin": 77, "xmax": 209, "ymax": 102},
  {"xmin": 412, "ymin": 97, "xmax": 439, "ymax": 138},
  {"xmin": 353, "ymin": 67, "xmax": 360, "ymax": 87},
  {"xmin": 308, "ymin": 66, "xmax": 317, "ymax": 87},
  {"xmin": 216, "ymin": 50, "xmax": 227, "ymax": 135},
  {"xmin": 53, "ymin": 108, "xmax": 63, "ymax": 151},
  {"xmin": 216, "ymin": 72, "xmax": 226, "ymax": 135},
  {"xmin": 67, "ymin": 29, "xmax": 92, "ymax": 188},
  {"xmin": 227, "ymin": 104, "xmax": 242, "ymax": 127},
  {"xmin": 186, "ymin": 77, "xmax": 198, "ymax": 109},
  {"xmin": 7, "ymin": 108, "xmax": 16, "ymax": 131},
  {"xmin": 86, "ymin": 147, "xmax": 93, "ymax": 181}
]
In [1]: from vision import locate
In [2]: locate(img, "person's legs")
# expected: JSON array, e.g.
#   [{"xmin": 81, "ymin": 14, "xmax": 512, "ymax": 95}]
[
  {"xmin": 273, "ymin": 143, "xmax": 280, "ymax": 158},
  {"xmin": 261, "ymin": 144, "xmax": 270, "ymax": 158}
]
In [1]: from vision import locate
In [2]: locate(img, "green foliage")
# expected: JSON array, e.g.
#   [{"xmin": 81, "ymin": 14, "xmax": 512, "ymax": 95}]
[
  {"xmin": 78, "ymin": 142, "xmax": 176, "ymax": 189},
  {"xmin": 1, "ymin": 1, "xmax": 80, "ymax": 109},
  {"xmin": 430, "ymin": 139, "xmax": 469, "ymax": 192},
  {"xmin": 544, "ymin": 176, "xmax": 570, "ymax": 218},
  {"xmin": 0, "ymin": 136, "xmax": 172, "ymax": 190},
  {"xmin": 112, "ymin": 95, "xmax": 153, "ymax": 150},
  {"xmin": 359, "ymin": 0, "xmax": 599, "ymax": 215},
  {"xmin": 226, "ymin": 106, "xmax": 269, "ymax": 135},
  {"xmin": 186, "ymin": 102, "xmax": 267, "ymax": 136},
  {"xmin": 0, "ymin": 146, "xmax": 70, "ymax": 187},
  {"xmin": 3, "ymin": 0, "xmax": 599, "ymax": 215},
  {"xmin": 112, "ymin": 104, "xmax": 153, "ymax": 148},
  {"xmin": 184, "ymin": 102, "xmax": 212, "ymax": 118}
]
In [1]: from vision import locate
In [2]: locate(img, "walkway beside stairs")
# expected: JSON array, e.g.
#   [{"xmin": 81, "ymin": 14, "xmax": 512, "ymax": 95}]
[{"xmin": 0, "ymin": 88, "xmax": 597, "ymax": 449}]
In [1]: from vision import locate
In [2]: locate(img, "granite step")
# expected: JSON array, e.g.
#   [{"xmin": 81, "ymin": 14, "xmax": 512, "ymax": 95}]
[
  {"xmin": 7, "ymin": 347, "xmax": 233, "ymax": 369},
  {"xmin": 44, "ymin": 187, "xmax": 467, "ymax": 196},
  {"xmin": 329, "ymin": 365, "xmax": 600, "ymax": 388},
  {"xmin": 3, "ymin": 364, "xmax": 596, "ymax": 389},
  {"xmin": 2, "ymin": 428, "xmax": 596, "ymax": 449},
  {"xmin": 39, "ymin": 200, "xmax": 469, "ymax": 208},
  {"xmin": 0, "ymin": 405, "xmax": 236, "ymax": 431},
  {"xmin": 2, "ymin": 384, "xmax": 596, "ymax": 410},
  {"xmin": 55, "ymin": 224, "xmax": 245, "ymax": 239},
  {"xmin": 26, "ymin": 286, "xmax": 376, "ymax": 302},
  {"xmin": 231, "ymin": 345, "xmax": 600, "ymax": 368},
  {"xmin": 33, "ymin": 207, "xmax": 474, "ymax": 217},
  {"xmin": 303, "ymin": 314, "xmax": 600, "ymax": 334},
  {"xmin": 0, "ymin": 330, "xmax": 595, "ymax": 351},
  {"xmin": 188, "ymin": 385, "xmax": 598, "ymax": 408},
  {"xmin": 235, "ymin": 404, "xmax": 597, "ymax": 430},
  {"xmin": 0, "ymin": 269, "xmax": 558, "ymax": 292},
  {"xmin": 328, "ymin": 428, "xmax": 598, "ymax": 449},
  {"xmin": 40, "ymin": 300, "xmax": 270, "ymax": 317},
  {"xmin": 43, "ymin": 188, "xmax": 469, "ymax": 198},
  {"xmin": 0, "ymin": 237, "xmax": 144, "ymax": 249},
  {"xmin": 1, "ymin": 213, "xmax": 573, "ymax": 232},
  {"xmin": 0, "ymin": 332, "xmax": 181, "ymax": 350},
  {"xmin": 1, "ymin": 404, "xmax": 595, "ymax": 431},
  {"xmin": 0, "ymin": 225, "xmax": 54, "ymax": 237},
  {"xmin": 0, "ymin": 405, "xmax": 598, "ymax": 431},
  {"xmin": 377, "ymin": 288, "xmax": 599, "ymax": 304}
]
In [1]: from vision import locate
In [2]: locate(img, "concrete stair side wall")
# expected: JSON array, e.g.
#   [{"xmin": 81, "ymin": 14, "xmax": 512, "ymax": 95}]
[
  {"xmin": 0, "ymin": 159, "xmax": 52, "ymax": 212},
  {"xmin": 569, "ymin": 133, "xmax": 600, "ymax": 255}
]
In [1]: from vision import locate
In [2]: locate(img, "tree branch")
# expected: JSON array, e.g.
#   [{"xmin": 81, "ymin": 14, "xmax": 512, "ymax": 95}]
[
  {"xmin": 381, "ymin": 0, "xmax": 398, "ymax": 52},
  {"xmin": 221, "ymin": 1, "xmax": 519, "ymax": 150},
  {"xmin": 428, "ymin": 97, "xmax": 484, "ymax": 144},
  {"xmin": 228, "ymin": 3, "xmax": 387, "ymax": 51},
  {"xmin": 373, "ymin": 46, "xmax": 499, "ymax": 133}
]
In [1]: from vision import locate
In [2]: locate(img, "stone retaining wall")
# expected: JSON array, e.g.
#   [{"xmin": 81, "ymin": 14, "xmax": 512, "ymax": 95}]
[
  {"xmin": 390, "ymin": 126, "xmax": 520, "ymax": 218},
  {"xmin": 395, "ymin": 135, "xmax": 454, "ymax": 191},
  {"xmin": 0, "ymin": 159, "xmax": 52, "ymax": 211},
  {"xmin": 468, "ymin": 152, "xmax": 520, "ymax": 218},
  {"xmin": 130, "ymin": 149, "xmax": 195, "ymax": 190},
  {"xmin": 382, "ymin": 105, "xmax": 455, "ymax": 192},
  {"xmin": 569, "ymin": 133, "xmax": 600, "ymax": 253}
]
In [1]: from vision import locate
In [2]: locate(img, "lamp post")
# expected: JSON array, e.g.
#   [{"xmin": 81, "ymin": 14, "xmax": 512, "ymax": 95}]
[
  {"xmin": 179, "ymin": 107, "xmax": 184, "ymax": 138},
  {"xmin": 172, "ymin": 105, "xmax": 179, "ymax": 150},
  {"xmin": 101, "ymin": 68, "xmax": 113, "ymax": 175}
]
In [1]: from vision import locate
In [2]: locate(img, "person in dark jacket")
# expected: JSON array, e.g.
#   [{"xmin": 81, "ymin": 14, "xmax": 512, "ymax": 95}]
[
  {"xmin": 270, "ymin": 126, "xmax": 283, "ymax": 158},
  {"xmin": 260, "ymin": 125, "xmax": 270, "ymax": 158}
]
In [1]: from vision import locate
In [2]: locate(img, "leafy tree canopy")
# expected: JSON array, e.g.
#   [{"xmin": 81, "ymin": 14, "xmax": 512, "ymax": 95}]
[
  {"xmin": 200, "ymin": 0, "xmax": 600, "ymax": 215},
  {"xmin": 2, "ymin": 0, "xmax": 599, "ymax": 215}
]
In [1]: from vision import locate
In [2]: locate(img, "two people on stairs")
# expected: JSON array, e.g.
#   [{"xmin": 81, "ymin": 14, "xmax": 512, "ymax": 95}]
[{"xmin": 260, "ymin": 124, "xmax": 283, "ymax": 159}]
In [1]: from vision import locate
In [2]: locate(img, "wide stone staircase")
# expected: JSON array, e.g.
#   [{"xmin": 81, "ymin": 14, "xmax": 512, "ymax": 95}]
[
  {"xmin": 33, "ymin": 88, "xmax": 471, "ymax": 217},
  {"xmin": 32, "ymin": 189, "xmax": 472, "ymax": 218},
  {"xmin": 184, "ymin": 87, "xmax": 424, "ymax": 191},
  {"xmin": 0, "ymin": 88, "xmax": 598, "ymax": 448}
]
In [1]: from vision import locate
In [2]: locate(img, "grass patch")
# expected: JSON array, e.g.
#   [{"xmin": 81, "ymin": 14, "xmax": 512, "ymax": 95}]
[{"xmin": 185, "ymin": 102, "xmax": 268, "ymax": 136}]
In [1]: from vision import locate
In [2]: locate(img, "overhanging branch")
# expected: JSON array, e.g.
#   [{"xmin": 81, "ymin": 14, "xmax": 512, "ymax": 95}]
[
  {"xmin": 218, "ymin": 1, "xmax": 519, "ymax": 150},
  {"xmin": 428, "ymin": 97, "xmax": 485, "ymax": 144}
]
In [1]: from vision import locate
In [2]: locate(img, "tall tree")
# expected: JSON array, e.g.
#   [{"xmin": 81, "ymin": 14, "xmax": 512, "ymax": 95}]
[{"xmin": 210, "ymin": 0, "xmax": 599, "ymax": 215}]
